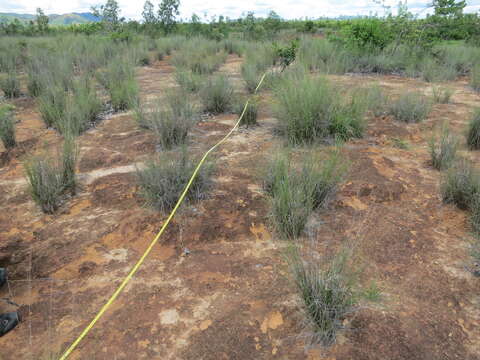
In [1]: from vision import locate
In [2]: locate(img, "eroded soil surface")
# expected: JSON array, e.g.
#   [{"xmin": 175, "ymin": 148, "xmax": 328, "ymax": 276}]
[{"xmin": 0, "ymin": 55, "xmax": 479, "ymax": 359}]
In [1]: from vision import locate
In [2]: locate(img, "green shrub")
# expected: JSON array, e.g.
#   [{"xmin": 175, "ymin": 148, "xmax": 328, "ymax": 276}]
[
  {"xmin": 0, "ymin": 107, "xmax": 16, "ymax": 149},
  {"xmin": 441, "ymin": 159, "xmax": 480, "ymax": 210},
  {"xmin": 273, "ymin": 74, "xmax": 367, "ymax": 144},
  {"xmin": 267, "ymin": 150, "xmax": 346, "ymax": 239},
  {"xmin": 287, "ymin": 246, "xmax": 356, "ymax": 345},
  {"xmin": 200, "ymin": 75, "xmax": 234, "ymax": 114},
  {"xmin": 0, "ymin": 72, "xmax": 20, "ymax": 98},
  {"xmin": 432, "ymin": 86, "xmax": 454, "ymax": 104},
  {"xmin": 136, "ymin": 150, "xmax": 213, "ymax": 212},
  {"xmin": 389, "ymin": 92, "xmax": 431, "ymax": 123},
  {"xmin": 466, "ymin": 109, "xmax": 480, "ymax": 150},
  {"xmin": 429, "ymin": 123, "xmax": 458, "ymax": 170}
]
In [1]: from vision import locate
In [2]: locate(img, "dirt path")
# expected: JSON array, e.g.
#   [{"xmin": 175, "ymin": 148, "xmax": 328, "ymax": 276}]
[{"xmin": 0, "ymin": 56, "xmax": 479, "ymax": 359}]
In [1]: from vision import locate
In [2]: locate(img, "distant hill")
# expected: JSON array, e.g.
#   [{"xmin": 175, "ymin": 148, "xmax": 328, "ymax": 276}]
[{"xmin": 0, "ymin": 12, "xmax": 100, "ymax": 25}]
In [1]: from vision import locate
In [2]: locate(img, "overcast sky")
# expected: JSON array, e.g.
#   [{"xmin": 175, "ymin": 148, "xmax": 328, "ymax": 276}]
[{"xmin": 0, "ymin": 0, "xmax": 479, "ymax": 20}]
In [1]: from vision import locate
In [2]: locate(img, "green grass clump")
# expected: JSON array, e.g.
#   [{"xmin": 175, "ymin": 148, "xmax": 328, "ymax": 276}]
[
  {"xmin": 38, "ymin": 85, "xmax": 67, "ymax": 129},
  {"xmin": 200, "ymin": 75, "xmax": 234, "ymax": 114},
  {"xmin": 432, "ymin": 86, "xmax": 454, "ymax": 104},
  {"xmin": 466, "ymin": 109, "xmax": 480, "ymax": 150},
  {"xmin": 266, "ymin": 150, "xmax": 346, "ymax": 239},
  {"xmin": 429, "ymin": 123, "xmax": 458, "ymax": 170},
  {"xmin": 175, "ymin": 69, "xmax": 204, "ymax": 93},
  {"xmin": 235, "ymin": 97, "xmax": 258, "ymax": 127},
  {"xmin": 0, "ymin": 106, "xmax": 16, "ymax": 149},
  {"xmin": 273, "ymin": 73, "xmax": 367, "ymax": 145},
  {"xmin": 441, "ymin": 159, "xmax": 480, "ymax": 210},
  {"xmin": 136, "ymin": 150, "xmax": 213, "ymax": 212},
  {"xmin": 24, "ymin": 138, "xmax": 77, "ymax": 213},
  {"xmin": 389, "ymin": 92, "xmax": 431, "ymax": 123},
  {"xmin": 0, "ymin": 72, "xmax": 20, "ymax": 98},
  {"xmin": 471, "ymin": 64, "xmax": 480, "ymax": 92},
  {"xmin": 287, "ymin": 246, "xmax": 356, "ymax": 346},
  {"xmin": 420, "ymin": 59, "xmax": 458, "ymax": 83}
]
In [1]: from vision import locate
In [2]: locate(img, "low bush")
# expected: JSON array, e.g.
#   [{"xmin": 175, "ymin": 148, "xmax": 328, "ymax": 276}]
[
  {"xmin": 420, "ymin": 58, "xmax": 458, "ymax": 83},
  {"xmin": 175, "ymin": 69, "xmax": 204, "ymax": 93},
  {"xmin": 267, "ymin": 150, "xmax": 346, "ymax": 239},
  {"xmin": 0, "ymin": 72, "xmax": 20, "ymax": 98},
  {"xmin": 441, "ymin": 159, "xmax": 480, "ymax": 210},
  {"xmin": 466, "ymin": 109, "xmax": 480, "ymax": 150},
  {"xmin": 136, "ymin": 150, "xmax": 213, "ymax": 212},
  {"xmin": 429, "ymin": 123, "xmax": 458, "ymax": 170},
  {"xmin": 200, "ymin": 75, "xmax": 234, "ymax": 114},
  {"xmin": 287, "ymin": 246, "xmax": 356, "ymax": 345},
  {"xmin": 0, "ymin": 107, "xmax": 16, "ymax": 149},
  {"xmin": 432, "ymin": 86, "xmax": 454, "ymax": 104},
  {"xmin": 363, "ymin": 84, "xmax": 388, "ymax": 117},
  {"xmin": 389, "ymin": 92, "xmax": 431, "ymax": 123}
]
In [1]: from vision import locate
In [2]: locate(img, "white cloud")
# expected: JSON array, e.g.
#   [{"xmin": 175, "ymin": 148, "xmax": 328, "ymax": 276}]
[{"xmin": 0, "ymin": 0, "xmax": 478, "ymax": 20}]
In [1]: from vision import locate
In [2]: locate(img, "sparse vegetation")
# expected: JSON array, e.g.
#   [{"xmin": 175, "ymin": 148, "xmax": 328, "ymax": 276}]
[
  {"xmin": 429, "ymin": 123, "xmax": 458, "ymax": 170},
  {"xmin": 441, "ymin": 159, "xmax": 480, "ymax": 210},
  {"xmin": 466, "ymin": 109, "xmax": 480, "ymax": 150},
  {"xmin": 136, "ymin": 150, "xmax": 213, "ymax": 212},
  {"xmin": 235, "ymin": 97, "xmax": 258, "ymax": 127},
  {"xmin": 200, "ymin": 75, "xmax": 234, "ymax": 114},
  {"xmin": 389, "ymin": 92, "xmax": 431, "ymax": 123},
  {"xmin": 432, "ymin": 86, "xmax": 454, "ymax": 104},
  {"xmin": 0, "ymin": 106, "xmax": 16, "ymax": 149},
  {"xmin": 471, "ymin": 64, "xmax": 480, "ymax": 92}
]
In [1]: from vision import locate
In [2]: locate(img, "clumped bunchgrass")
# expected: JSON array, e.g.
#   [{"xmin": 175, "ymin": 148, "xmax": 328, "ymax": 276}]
[
  {"xmin": 266, "ymin": 149, "xmax": 346, "ymax": 239},
  {"xmin": 97, "ymin": 57, "xmax": 138, "ymax": 111},
  {"xmin": 471, "ymin": 64, "xmax": 480, "ymax": 92},
  {"xmin": 172, "ymin": 39, "xmax": 227, "ymax": 75},
  {"xmin": 135, "ymin": 90, "xmax": 197, "ymax": 149},
  {"xmin": 432, "ymin": 86, "xmax": 454, "ymax": 104},
  {"xmin": 175, "ymin": 69, "xmax": 204, "ymax": 93},
  {"xmin": 389, "ymin": 92, "xmax": 431, "ymax": 123},
  {"xmin": 441, "ymin": 159, "xmax": 480, "ymax": 210},
  {"xmin": 363, "ymin": 84, "xmax": 388, "ymax": 117},
  {"xmin": 420, "ymin": 58, "xmax": 458, "ymax": 83},
  {"xmin": 0, "ymin": 72, "xmax": 20, "ymax": 98},
  {"xmin": 0, "ymin": 106, "xmax": 16, "ymax": 149},
  {"xmin": 273, "ymin": 73, "xmax": 368, "ymax": 145},
  {"xmin": 429, "ymin": 123, "xmax": 458, "ymax": 170},
  {"xmin": 235, "ymin": 97, "xmax": 258, "ymax": 127},
  {"xmin": 470, "ymin": 194, "xmax": 480, "ymax": 236},
  {"xmin": 200, "ymin": 75, "xmax": 234, "ymax": 114},
  {"xmin": 38, "ymin": 84, "xmax": 67, "ymax": 129},
  {"xmin": 241, "ymin": 43, "xmax": 277, "ymax": 93},
  {"xmin": 466, "ymin": 109, "xmax": 480, "ymax": 150},
  {"xmin": 24, "ymin": 138, "xmax": 77, "ymax": 213},
  {"xmin": 287, "ymin": 246, "xmax": 357, "ymax": 346},
  {"xmin": 136, "ymin": 150, "xmax": 213, "ymax": 212}
]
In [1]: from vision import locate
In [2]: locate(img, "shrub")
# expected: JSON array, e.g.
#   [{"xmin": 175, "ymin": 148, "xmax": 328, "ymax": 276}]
[
  {"xmin": 0, "ymin": 72, "xmax": 20, "ymax": 98},
  {"xmin": 267, "ymin": 150, "xmax": 346, "ymax": 239},
  {"xmin": 287, "ymin": 246, "xmax": 356, "ymax": 346},
  {"xmin": 429, "ymin": 123, "xmax": 458, "ymax": 170},
  {"xmin": 432, "ymin": 86, "xmax": 454, "ymax": 104},
  {"xmin": 420, "ymin": 59, "xmax": 458, "ymax": 83},
  {"xmin": 200, "ymin": 75, "xmax": 234, "ymax": 114},
  {"xmin": 441, "ymin": 159, "xmax": 480, "ymax": 210},
  {"xmin": 364, "ymin": 84, "xmax": 388, "ymax": 117},
  {"xmin": 136, "ymin": 150, "xmax": 213, "ymax": 212},
  {"xmin": 471, "ymin": 63, "xmax": 480, "ymax": 92},
  {"xmin": 466, "ymin": 109, "xmax": 480, "ymax": 150},
  {"xmin": 0, "ymin": 107, "xmax": 16, "ymax": 149},
  {"xmin": 273, "ymin": 74, "xmax": 367, "ymax": 145},
  {"xmin": 389, "ymin": 92, "xmax": 431, "ymax": 123}
]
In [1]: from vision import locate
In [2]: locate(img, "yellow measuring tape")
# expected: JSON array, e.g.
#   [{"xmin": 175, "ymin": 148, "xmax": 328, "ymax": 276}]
[{"xmin": 59, "ymin": 73, "xmax": 266, "ymax": 359}]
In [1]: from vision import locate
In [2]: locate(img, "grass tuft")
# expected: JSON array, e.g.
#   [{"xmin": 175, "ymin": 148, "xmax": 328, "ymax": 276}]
[
  {"xmin": 432, "ymin": 86, "xmax": 454, "ymax": 104},
  {"xmin": 389, "ymin": 92, "xmax": 431, "ymax": 123},
  {"xmin": 441, "ymin": 159, "xmax": 480, "ymax": 210},
  {"xmin": 466, "ymin": 109, "xmax": 480, "ymax": 150},
  {"xmin": 0, "ymin": 72, "xmax": 21, "ymax": 98},
  {"xmin": 200, "ymin": 75, "xmax": 234, "ymax": 114},
  {"xmin": 0, "ymin": 106, "xmax": 16, "ymax": 149},
  {"xmin": 429, "ymin": 123, "xmax": 458, "ymax": 170}
]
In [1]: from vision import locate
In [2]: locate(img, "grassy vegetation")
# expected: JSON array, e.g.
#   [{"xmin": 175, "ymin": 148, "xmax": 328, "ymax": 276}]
[
  {"xmin": 429, "ymin": 123, "xmax": 458, "ymax": 170},
  {"xmin": 38, "ymin": 84, "xmax": 67, "ymax": 129},
  {"xmin": 441, "ymin": 159, "xmax": 480, "ymax": 210},
  {"xmin": 389, "ymin": 92, "xmax": 431, "ymax": 123},
  {"xmin": 24, "ymin": 138, "xmax": 77, "ymax": 213},
  {"xmin": 235, "ymin": 97, "xmax": 258, "ymax": 127},
  {"xmin": 0, "ymin": 106, "xmax": 16, "ymax": 149},
  {"xmin": 0, "ymin": 72, "xmax": 20, "ymax": 98},
  {"xmin": 172, "ymin": 39, "xmax": 227, "ymax": 75},
  {"xmin": 471, "ymin": 64, "xmax": 480, "ymax": 92},
  {"xmin": 175, "ymin": 69, "xmax": 204, "ymax": 93},
  {"xmin": 266, "ymin": 149, "xmax": 346, "ymax": 239},
  {"xmin": 432, "ymin": 86, "xmax": 454, "ymax": 104},
  {"xmin": 136, "ymin": 150, "xmax": 213, "ymax": 212},
  {"xmin": 200, "ymin": 75, "xmax": 234, "ymax": 114},
  {"xmin": 287, "ymin": 246, "xmax": 356, "ymax": 345},
  {"xmin": 466, "ymin": 109, "xmax": 480, "ymax": 150},
  {"xmin": 273, "ymin": 72, "xmax": 368, "ymax": 145}
]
